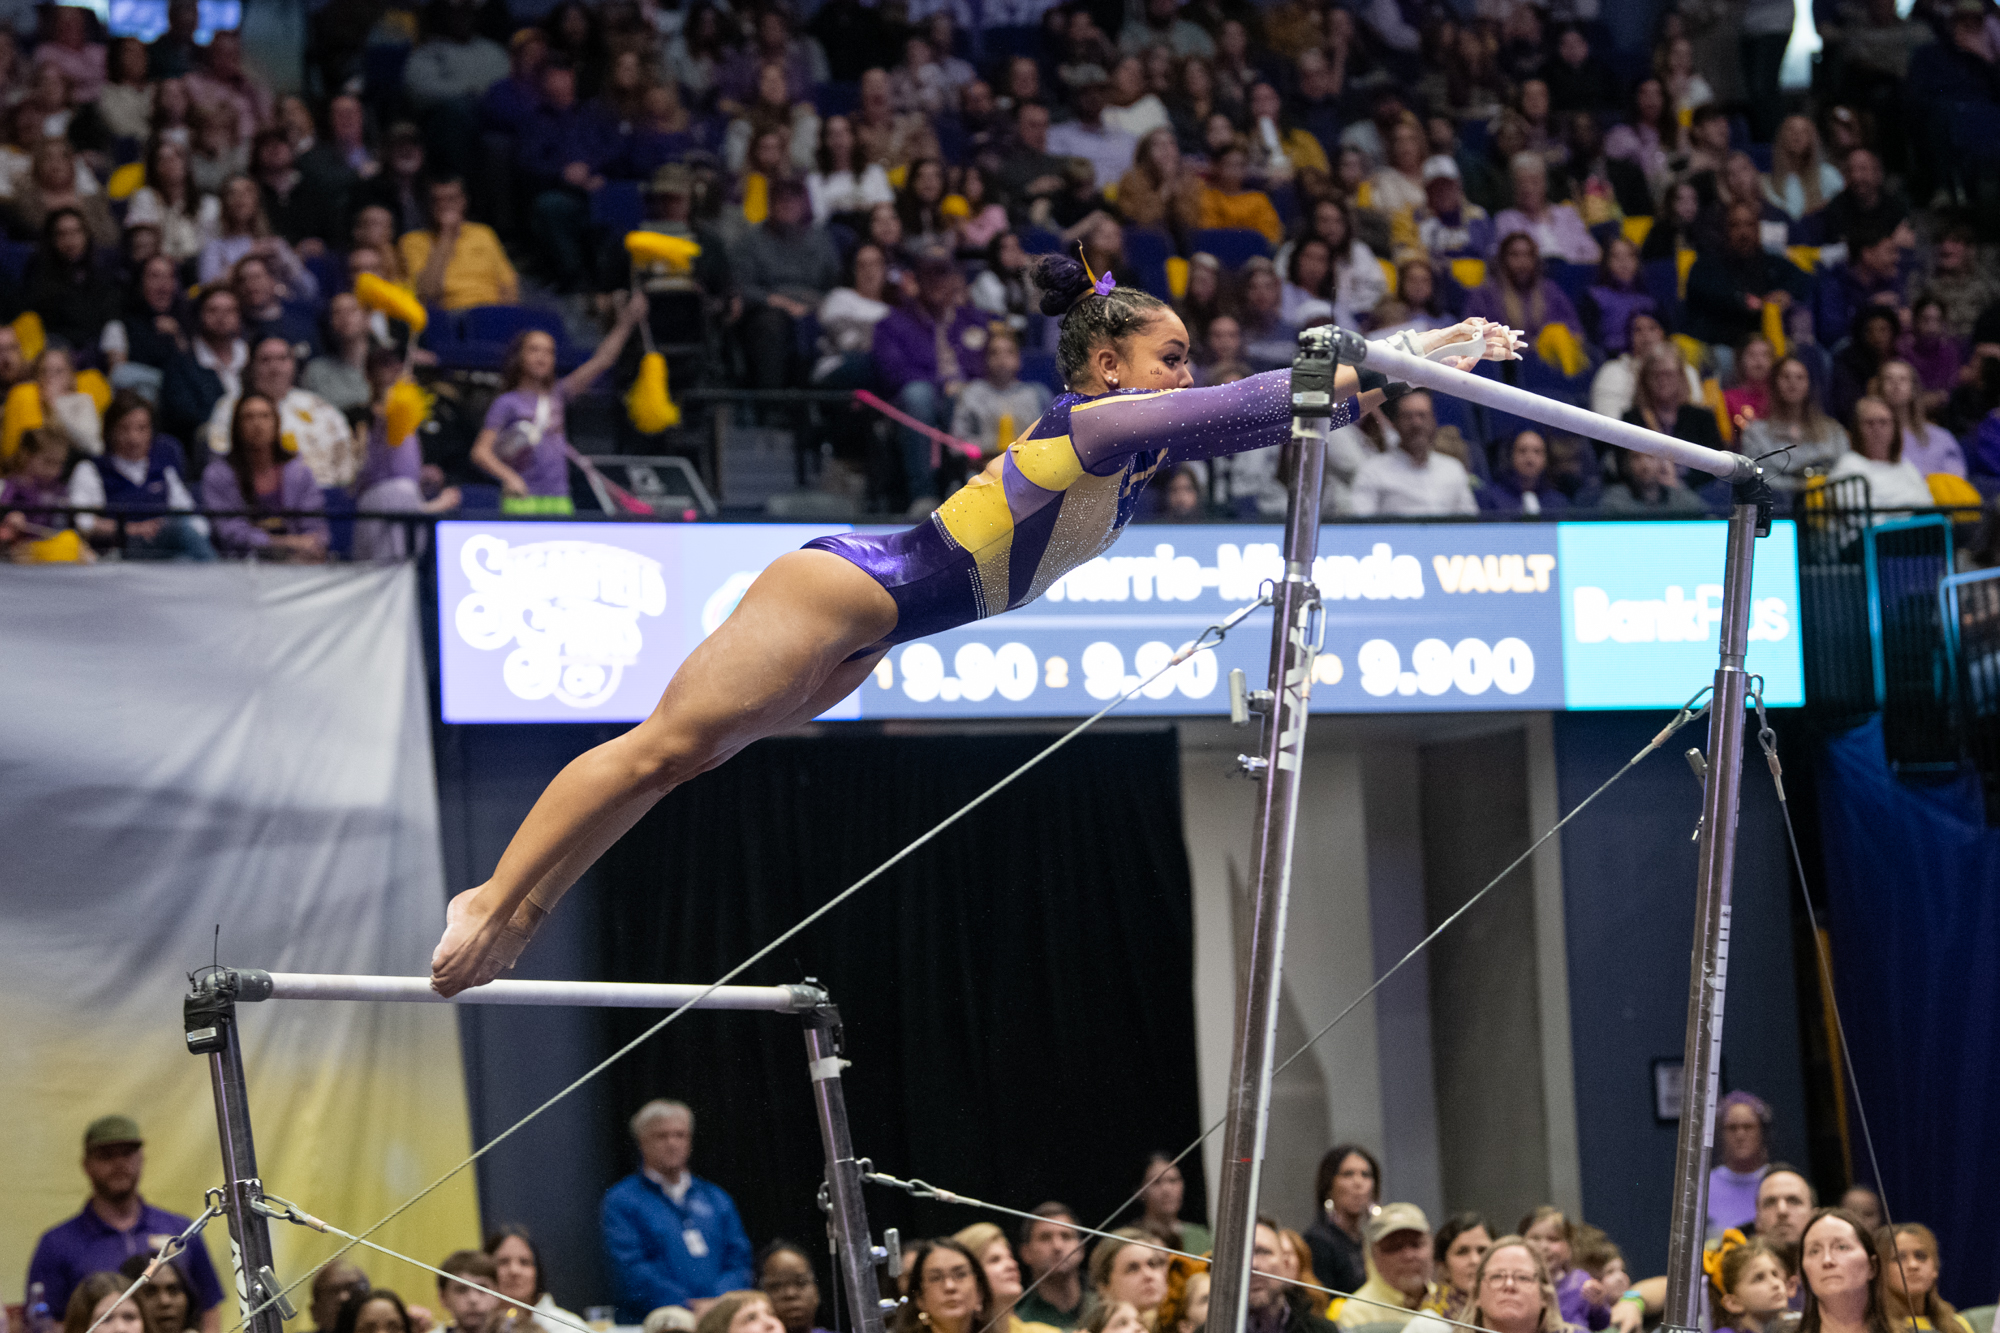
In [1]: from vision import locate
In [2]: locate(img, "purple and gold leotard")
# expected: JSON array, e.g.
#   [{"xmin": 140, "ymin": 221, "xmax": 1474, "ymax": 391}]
[{"xmin": 805, "ymin": 369, "xmax": 1358, "ymax": 648}]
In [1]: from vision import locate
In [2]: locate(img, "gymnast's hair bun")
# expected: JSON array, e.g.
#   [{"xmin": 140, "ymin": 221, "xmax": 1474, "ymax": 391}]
[{"xmin": 1031, "ymin": 253, "xmax": 1093, "ymax": 317}]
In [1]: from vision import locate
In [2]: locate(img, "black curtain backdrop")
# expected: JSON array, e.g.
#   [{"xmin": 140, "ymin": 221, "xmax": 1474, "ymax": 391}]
[{"xmin": 592, "ymin": 729, "xmax": 1209, "ymax": 1300}]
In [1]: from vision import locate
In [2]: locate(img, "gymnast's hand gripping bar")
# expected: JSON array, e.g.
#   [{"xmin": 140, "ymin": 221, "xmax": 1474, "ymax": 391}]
[
  {"xmin": 225, "ymin": 970, "xmax": 819, "ymax": 1011},
  {"xmin": 1334, "ymin": 326, "xmax": 1762, "ymax": 484}
]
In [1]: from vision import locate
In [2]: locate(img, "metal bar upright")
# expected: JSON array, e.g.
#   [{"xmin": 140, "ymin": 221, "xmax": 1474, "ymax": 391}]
[
  {"xmin": 803, "ymin": 998, "xmax": 889, "ymax": 1333},
  {"xmin": 1660, "ymin": 489, "xmax": 1769, "ymax": 1333},
  {"xmin": 185, "ymin": 971, "xmax": 287, "ymax": 1333},
  {"xmin": 1206, "ymin": 328, "xmax": 1337, "ymax": 1333}
]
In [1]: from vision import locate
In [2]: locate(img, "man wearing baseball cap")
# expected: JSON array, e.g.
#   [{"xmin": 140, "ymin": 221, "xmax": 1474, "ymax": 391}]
[
  {"xmin": 25, "ymin": 1116, "xmax": 226, "ymax": 1333},
  {"xmin": 1410, "ymin": 157, "xmax": 1492, "ymax": 261},
  {"xmin": 1331, "ymin": 1203, "xmax": 1437, "ymax": 1331}
]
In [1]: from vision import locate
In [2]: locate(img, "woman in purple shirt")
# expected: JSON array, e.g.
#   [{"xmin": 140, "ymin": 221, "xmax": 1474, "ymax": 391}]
[
  {"xmin": 428, "ymin": 258, "xmax": 1519, "ymax": 995},
  {"xmin": 201, "ymin": 392, "xmax": 329, "ymax": 559},
  {"xmin": 469, "ymin": 294, "xmax": 647, "ymax": 513}
]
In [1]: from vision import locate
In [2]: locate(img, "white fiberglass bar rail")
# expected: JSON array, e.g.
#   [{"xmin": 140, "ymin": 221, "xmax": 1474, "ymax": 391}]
[
  {"xmin": 258, "ymin": 972, "xmax": 811, "ymax": 1011},
  {"xmin": 1355, "ymin": 333, "xmax": 1757, "ymax": 481}
]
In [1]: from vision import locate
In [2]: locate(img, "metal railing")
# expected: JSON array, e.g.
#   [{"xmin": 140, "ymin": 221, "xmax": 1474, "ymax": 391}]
[
  {"xmin": 1868, "ymin": 515, "xmax": 1958, "ymax": 771},
  {"xmin": 1796, "ymin": 476, "xmax": 1879, "ymax": 724},
  {"xmin": 1942, "ymin": 568, "xmax": 2000, "ymax": 823}
]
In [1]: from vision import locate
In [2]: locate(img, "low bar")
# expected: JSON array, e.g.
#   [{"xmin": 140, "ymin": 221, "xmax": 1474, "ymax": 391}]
[
  {"xmin": 248, "ymin": 972, "xmax": 813, "ymax": 1012},
  {"xmin": 1349, "ymin": 332, "xmax": 1757, "ymax": 481}
]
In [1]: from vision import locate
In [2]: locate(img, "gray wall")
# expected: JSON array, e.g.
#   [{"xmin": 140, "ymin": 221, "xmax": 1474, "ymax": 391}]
[
  {"xmin": 1421, "ymin": 728, "xmax": 1554, "ymax": 1232},
  {"xmin": 1181, "ymin": 716, "xmax": 1580, "ymax": 1235}
]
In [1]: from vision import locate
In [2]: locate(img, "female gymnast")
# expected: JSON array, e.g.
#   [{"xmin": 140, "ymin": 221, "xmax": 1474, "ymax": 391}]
[{"xmin": 431, "ymin": 255, "xmax": 1520, "ymax": 995}]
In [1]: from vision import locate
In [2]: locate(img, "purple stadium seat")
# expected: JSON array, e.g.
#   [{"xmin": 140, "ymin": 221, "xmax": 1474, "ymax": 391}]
[{"xmin": 1188, "ymin": 228, "xmax": 1271, "ymax": 268}]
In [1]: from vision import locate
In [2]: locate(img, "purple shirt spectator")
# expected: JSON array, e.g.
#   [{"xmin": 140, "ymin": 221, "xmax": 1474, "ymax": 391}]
[
  {"xmin": 1581, "ymin": 283, "xmax": 1657, "ymax": 354},
  {"xmin": 1464, "ymin": 278, "xmax": 1582, "ymax": 342},
  {"xmin": 27, "ymin": 1200, "xmax": 226, "ymax": 1321},
  {"xmin": 482, "ymin": 72, "xmax": 543, "ymax": 135},
  {"xmin": 715, "ymin": 45, "xmax": 815, "ymax": 108},
  {"xmin": 0, "ymin": 474, "xmax": 69, "ymax": 526},
  {"xmin": 519, "ymin": 102, "xmax": 614, "ymax": 190},
  {"xmin": 357, "ymin": 422, "xmax": 423, "ymax": 495},
  {"xmin": 201, "ymin": 456, "xmax": 329, "ymax": 552},
  {"xmin": 1899, "ymin": 333, "xmax": 1964, "ymax": 397},
  {"xmin": 871, "ymin": 304, "xmax": 991, "ymax": 395},
  {"xmin": 482, "ymin": 387, "xmax": 573, "ymax": 496},
  {"xmin": 1491, "ymin": 204, "xmax": 1600, "ymax": 265},
  {"xmin": 1969, "ymin": 414, "xmax": 2000, "ymax": 485},
  {"xmin": 1477, "ymin": 470, "xmax": 1570, "ymax": 514}
]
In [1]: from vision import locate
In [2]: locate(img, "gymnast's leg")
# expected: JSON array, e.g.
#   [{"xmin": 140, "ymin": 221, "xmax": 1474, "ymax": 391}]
[{"xmin": 430, "ymin": 549, "xmax": 898, "ymax": 996}]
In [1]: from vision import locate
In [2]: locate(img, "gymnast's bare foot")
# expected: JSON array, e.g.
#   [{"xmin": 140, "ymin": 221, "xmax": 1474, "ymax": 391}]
[{"xmin": 431, "ymin": 886, "xmax": 545, "ymax": 996}]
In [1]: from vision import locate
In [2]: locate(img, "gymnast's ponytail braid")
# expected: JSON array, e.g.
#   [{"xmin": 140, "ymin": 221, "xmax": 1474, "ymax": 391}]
[{"xmin": 1030, "ymin": 253, "xmax": 1167, "ymax": 391}]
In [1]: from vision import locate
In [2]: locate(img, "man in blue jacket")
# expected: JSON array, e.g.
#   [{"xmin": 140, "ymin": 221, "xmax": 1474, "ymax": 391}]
[{"xmin": 602, "ymin": 1100, "xmax": 753, "ymax": 1323}]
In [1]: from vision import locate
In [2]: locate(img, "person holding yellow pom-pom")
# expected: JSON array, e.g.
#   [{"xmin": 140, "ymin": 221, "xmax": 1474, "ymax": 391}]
[
  {"xmin": 351, "ymin": 347, "xmax": 462, "ymax": 560},
  {"xmin": 469, "ymin": 292, "xmax": 648, "ymax": 514}
]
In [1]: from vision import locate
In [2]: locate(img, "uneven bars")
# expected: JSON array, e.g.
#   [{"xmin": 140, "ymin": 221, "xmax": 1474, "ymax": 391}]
[
  {"xmin": 241, "ymin": 972, "xmax": 815, "ymax": 1012},
  {"xmin": 1350, "ymin": 332, "xmax": 1759, "ymax": 482}
]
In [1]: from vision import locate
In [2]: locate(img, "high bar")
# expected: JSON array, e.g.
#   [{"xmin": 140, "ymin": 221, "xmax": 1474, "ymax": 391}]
[
  {"xmin": 241, "ymin": 972, "xmax": 818, "ymax": 1012},
  {"xmin": 1350, "ymin": 331, "xmax": 1760, "ymax": 483}
]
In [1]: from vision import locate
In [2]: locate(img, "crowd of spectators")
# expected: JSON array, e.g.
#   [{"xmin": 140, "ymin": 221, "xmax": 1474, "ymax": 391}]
[
  {"xmin": 6, "ymin": 0, "xmax": 2000, "ymax": 555},
  {"xmin": 23, "ymin": 1097, "xmax": 1991, "ymax": 1333}
]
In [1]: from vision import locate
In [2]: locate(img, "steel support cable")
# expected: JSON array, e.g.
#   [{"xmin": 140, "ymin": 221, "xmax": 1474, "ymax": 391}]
[
  {"xmin": 1746, "ymin": 685, "xmax": 1918, "ymax": 1333},
  {"xmin": 993, "ymin": 689, "xmax": 1717, "ymax": 1331},
  {"xmin": 225, "ymin": 594, "xmax": 1275, "ymax": 1333},
  {"xmin": 865, "ymin": 1170, "xmax": 1505, "ymax": 1333}
]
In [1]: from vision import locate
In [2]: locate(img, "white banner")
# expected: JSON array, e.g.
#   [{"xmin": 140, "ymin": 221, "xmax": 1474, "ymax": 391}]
[{"xmin": 0, "ymin": 564, "xmax": 479, "ymax": 1313}]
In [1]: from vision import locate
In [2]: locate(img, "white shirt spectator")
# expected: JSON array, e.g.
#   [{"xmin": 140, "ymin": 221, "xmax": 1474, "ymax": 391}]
[
  {"xmin": 1590, "ymin": 353, "xmax": 1701, "ymax": 421},
  {"xmin": 1828, "ymin": 450, "xmax": 1934, "ymax": 512},
  {"xmin": 124, "ymin": 187, "xmax": 221, "ymax": 263},
  {"xmin": 403, "ymin": 36, "xmax": 511, "ymax": 108},
  {"xmin": 1350, "ymin": 445, "xmax": 1478, "ymax": 515},
  {"xmin": 1102, "ymin": 94, "xmax": 1171, "ymax": 139},
  {"xmin": 807, "ymin": 165, "xmax": 894, "ymax": 223},
  {"xmin": 206, "ymin": 386, "xmax": 359, "ymax": 488},
  {"xmin": 911, "ymin": 0, "xmax": 1062, "ymax": 27},
  {"xmin": 1046, "ymin": 119, "xmax": 1137, "ymax": 191},
  {"xmin": 68, "ymin": 452, "xmax": 202, "ymax": 534},
  {"xmin": 1225, "ymin": 425, "xmax": 1370, "ymax": 515}
]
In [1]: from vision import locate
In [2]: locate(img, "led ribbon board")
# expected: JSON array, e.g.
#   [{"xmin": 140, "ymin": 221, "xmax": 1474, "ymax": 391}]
[{"xmin": 436, "ymin": 520, "xmax": 1804, "ymax": 723}]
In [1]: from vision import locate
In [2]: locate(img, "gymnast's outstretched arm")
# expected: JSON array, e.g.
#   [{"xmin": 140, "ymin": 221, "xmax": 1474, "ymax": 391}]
[{"xmin": 1067, "ymin": 319, "xmax": 1519, "ymax": 471}]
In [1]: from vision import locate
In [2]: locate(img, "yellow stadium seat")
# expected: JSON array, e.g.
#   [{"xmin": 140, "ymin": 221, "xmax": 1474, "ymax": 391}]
[
  {"xmin": 12, "ymin": 310, "xmax": 44, "ymax": 361},
  {"xmin": 1671, "ymin": 333, "xmax": 1711, "ymax": 375},
  {"xmin": 1676, "ymin": 247, "xmax": 1696, "ymax": 299},
  {"xmin": 1704, "ymin": 377, "xmax": 1731, "ymax": 443},
  {"xmin": 742, "ymin": 172, "xmax": 769, "ymax": 225},
  {"xmin": 1, "ymin": 380, "xmax": 43, "ymax": 461},
  {"xmin": 1379, "ymin": 257, "xmax": 1398, "ymax": 296},
  {"xmin": 1536, "ymin": 323, "xmax": 1586, "ymax": 376},
  {"xmin": 1928, "ymin": 472, "xmax": 1982, "ymax": 514},
  {"xmin": 940, "ymin": 193, "xmax": 971, "ymax": 219},
  {"xmin": 106, "ymin": 162, "xmax": 145, "ymax": 200},
  {"xmin": 1450, "ymin": 257, "xmax": 1487, "ymax": 289},
  {"xmin": 76, "ymin": 368, "xmax": 110, "ymax": 413},
  {"xmin": 1165, "ymin": 256, "xmax": 1189, "ymax": 300},
  {"xmin": 26, "ymin": 529, "xmax": 86, "ymax": 562},
  {"xmin": 1621, "ymin": 216, "xmax": 1654, "ymax": 247},
  {"xmin": 1762, "ymin": 300, "xmax": 1787, "ymax": 358}
]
